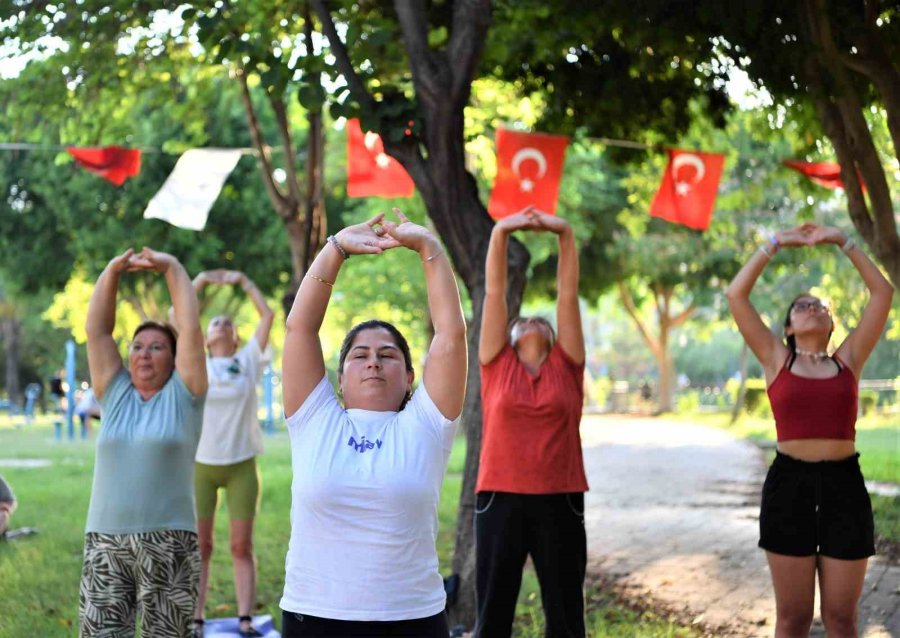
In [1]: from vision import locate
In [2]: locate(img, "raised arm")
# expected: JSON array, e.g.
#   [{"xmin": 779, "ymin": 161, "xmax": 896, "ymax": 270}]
[
  {"xmin": 382, "ymin": 209, "xmax": 467, "ymax": 419},
  {"xmin": 811, "ymin": 227, "xmax": 895, "ymax": 377},
  {"xmin": 539, "ymin": 214, "xmax": 584, "ymax": 364},
  {"xmin": 196, "ymin": 270, "xmax": 275, "ymax": 350},
  {"xmin": 85, "ymin": 249, "xmax": 133, "ymax": 399},
  {"xmin": 133, "ymin": 248, "xmax": 207, "ymax": 397},
  {"xmin": 724, "ymin": 226, "xmax": 811, "ymax": 382},
  {"xmin": 282, "ymin": 214, "xmax": 399, "ymax": 416},
  {"xmin": 479, "ymin": 208, "xmax": 543, "ymax": 365},
  {"xmin": 240, "ymin": 273, "xmax": 275, "ymax": 350}
]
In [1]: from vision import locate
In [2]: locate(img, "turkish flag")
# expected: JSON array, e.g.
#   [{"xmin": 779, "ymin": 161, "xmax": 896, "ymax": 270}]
[
  {"xmin": 66, "ymin": 146, "xmax": 141, "ymax": 186},
  {"xmin": 488, "ymin": 128, "xmax": 569, "ymax": 219},
  {"xmin": 783, "ymin": 160, "xmax": 864, "ymax": 191},
  {"xmin": 346, "ymin": 119, "xmax": 414, "ymax": 198},
  {"xmin": 649, "ymin": 149, "xmax": 725, "ymax": 231}
]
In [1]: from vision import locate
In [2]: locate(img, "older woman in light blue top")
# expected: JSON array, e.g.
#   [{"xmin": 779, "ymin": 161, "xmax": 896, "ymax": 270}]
[{"xmin": 80, "ymin": 247, "xmax": 207, "ymax": 638}]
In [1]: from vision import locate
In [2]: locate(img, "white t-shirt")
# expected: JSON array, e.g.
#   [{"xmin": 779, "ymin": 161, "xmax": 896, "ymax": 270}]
[
  {"xmin": 280, "ymin": 375, "xmax": 458, "ymax": 621},
  {"xmin": 195, "ymin": 336, "xmax": 270, "ymax": 465}
]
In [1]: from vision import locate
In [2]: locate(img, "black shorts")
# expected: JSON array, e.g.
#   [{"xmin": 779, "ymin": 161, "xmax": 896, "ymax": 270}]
[{"xmin": 759, "ymin": 451, "xmax": 875, "ymax": 560}]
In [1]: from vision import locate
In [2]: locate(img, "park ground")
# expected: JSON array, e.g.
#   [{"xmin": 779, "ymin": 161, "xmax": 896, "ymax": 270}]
[{"xmin": 0, "ymin": 411, "xmax": 896, "ymax": 637}]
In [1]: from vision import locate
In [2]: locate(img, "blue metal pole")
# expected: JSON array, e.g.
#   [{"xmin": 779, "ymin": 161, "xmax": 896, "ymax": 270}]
[
  {"xmin": 262, "ymin": 365, "xmax": 274, "ymax": 434},
  {"xmin": 65, "ymin": 339, "xmax": 76, "ymax": 441}
]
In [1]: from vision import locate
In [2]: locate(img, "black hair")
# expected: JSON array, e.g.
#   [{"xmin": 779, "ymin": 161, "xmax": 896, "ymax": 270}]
[
  {"xmin": 337, "ymin": 320, "xmax": 414, "ymax": 409},
  {"xmin": 132, "ymin": 321, "xmax": 178, "ymax": 356}
]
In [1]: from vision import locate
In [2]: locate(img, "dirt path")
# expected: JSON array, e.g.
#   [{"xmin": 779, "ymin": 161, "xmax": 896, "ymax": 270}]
[{"xmin": 580, "ymin": 415, "xmax": 899, "ymax": 637}]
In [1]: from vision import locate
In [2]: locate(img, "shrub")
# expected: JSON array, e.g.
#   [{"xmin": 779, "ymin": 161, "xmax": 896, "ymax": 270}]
[
  {"xmin": 742, "ymin": 378, "xmax": 768, "ymax": 415},
  {"xmin": 859, "ymin": 389, "xmax": 878, "ymax": 416}
]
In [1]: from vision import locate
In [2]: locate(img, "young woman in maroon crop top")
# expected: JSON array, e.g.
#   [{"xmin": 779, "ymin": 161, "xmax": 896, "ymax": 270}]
[{"xmin": 726, "ymin": 223, "xmax": 893, "ymax": 638}]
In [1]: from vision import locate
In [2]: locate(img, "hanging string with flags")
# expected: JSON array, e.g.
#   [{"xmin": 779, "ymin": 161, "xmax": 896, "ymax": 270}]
[{"xmin": 1, "ymin": 131, "xmax": 854, "ymax": 233}]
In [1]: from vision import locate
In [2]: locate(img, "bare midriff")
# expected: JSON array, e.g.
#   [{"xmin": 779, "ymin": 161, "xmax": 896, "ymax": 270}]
[{"xmin": 777, "ymin": 438, "xmax": 857, "ymax": 462}]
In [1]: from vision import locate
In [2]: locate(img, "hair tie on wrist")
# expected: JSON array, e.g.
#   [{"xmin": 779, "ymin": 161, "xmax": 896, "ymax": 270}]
[
  {"xmin": 840, "ymin": 237, "xmax": 856, "ymax": 254},
  {"xmin": 327, "ymin": 235, "xmax": 349, "ymax": 260}
]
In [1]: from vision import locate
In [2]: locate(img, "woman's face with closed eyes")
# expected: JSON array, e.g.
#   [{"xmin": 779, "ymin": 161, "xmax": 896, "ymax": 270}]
[{"xmin": 338, "ymin": 328, "xmax": 414, "ymax": 412}]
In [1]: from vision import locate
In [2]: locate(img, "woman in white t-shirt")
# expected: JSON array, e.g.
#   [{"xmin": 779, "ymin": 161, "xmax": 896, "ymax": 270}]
[
  {"xmin": 280, "ymin": 209, "xmax": 467, "ymax": 637},
  {"xmin": 190, "ymin": 270, "xmax": 274, "ymax": 638}
]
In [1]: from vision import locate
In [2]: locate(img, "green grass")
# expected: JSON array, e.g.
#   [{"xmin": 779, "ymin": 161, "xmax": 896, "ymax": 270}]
[
  {"xmin": 675, "ymin": 412, "xmax": 899, "ymax": 483},
  {"xmin": 0, "ymin": 418, "xmax": 695, "ymax": 637},
  {"xmin": 677, "ymin": 411, "xmax": 900, "ymax": 544}
]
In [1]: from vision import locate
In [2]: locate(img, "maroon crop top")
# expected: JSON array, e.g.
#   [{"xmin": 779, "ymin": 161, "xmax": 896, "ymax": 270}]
[{"xmin": 766, "ymin": 354, "xmax": 858, "ymax": 442}]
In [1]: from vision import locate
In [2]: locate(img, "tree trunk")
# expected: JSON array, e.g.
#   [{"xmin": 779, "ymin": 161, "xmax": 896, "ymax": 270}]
[
  {"xmin": 656, "ymin": 348, "xmax": 675, "ymax": 413},
  {"xmin": 617, "ymin": 283, "xmax": 694, "ymax": 415},
  {"xmin": 412, "ymin": 132, "xmax": 529, "ymax": 628},
  {"xmin": 1, "ymin": 316, "xmax": 21, "ymax": 407},
  {"xmin": 310, "ymin": 0, "xmax": 525, "ymax": 626},
  {"xmin": 730, "ymin": 340, "xmax": 749, "ymax": 424},
  {"xmin": 799, "ymin": 0, "xmax": 900, "ymax": 286},
  {"xmin": 237, "ymin": 68, "xmax": 328, "ymax": 316}
]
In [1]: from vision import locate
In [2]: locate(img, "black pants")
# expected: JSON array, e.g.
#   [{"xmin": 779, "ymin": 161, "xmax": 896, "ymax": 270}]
[
  {"xmin": 282, "ymin": 610, "xmax": 448, "ymax": 637},
  {"xmin": 474, "ymin": 492, "xmax": 586, "ymax": 638}
]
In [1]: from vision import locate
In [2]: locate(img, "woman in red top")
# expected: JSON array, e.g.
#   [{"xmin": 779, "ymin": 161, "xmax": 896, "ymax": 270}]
[
  {"xmin": 475, "ymin": 207, "xmax": 588, "ymax": 638},
  {"xmin": 726, "ymin": 223, "xmax": 893, "ymax": 638}
]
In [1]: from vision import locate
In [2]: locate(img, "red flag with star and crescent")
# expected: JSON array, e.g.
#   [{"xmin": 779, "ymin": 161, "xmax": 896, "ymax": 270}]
[
  {"xmin": 488, "ymin": 128, "xmax": 569, "ymax": 219},
  {"xmin": 649, "ymin": 149, "xmax": 725, "ymax": 231},
  {"xmin": 66, "ymin": 145, "xmax": 142, "ymax": 186},
  {"xmin": 346, "ymin": 119, "xmax": 415, "ymax": 198},
  {"xmin": 782, "ymin": 160, "xmax": 866, "ymax": 191}
]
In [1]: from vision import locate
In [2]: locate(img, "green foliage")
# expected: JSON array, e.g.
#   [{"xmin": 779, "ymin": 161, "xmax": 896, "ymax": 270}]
[
  {"xmin": 588, "ymin": 374, "xmax": 613, "ymax": 409},
  {"xmin": 741, "ymin": 378, "xmax": 768, "ymax": 416},
  {"xmin": 872, "ymin": 494, "xmax": 900, "ymax": 546},
  {"xmin": 486, "ymin": 0, "xmax": 732, "ymax": 151},
  {"xmin": 859, "ymin": 389, "xmax": 878, "ymax": 417}
]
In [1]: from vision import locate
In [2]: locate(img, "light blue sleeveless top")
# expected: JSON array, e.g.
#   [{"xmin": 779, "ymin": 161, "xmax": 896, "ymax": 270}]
[{"xmin": 85, "ymin": 368, "xmax": 205, "ymax": 534}]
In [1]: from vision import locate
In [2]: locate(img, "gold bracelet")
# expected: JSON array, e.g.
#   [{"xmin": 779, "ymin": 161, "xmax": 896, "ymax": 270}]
[
  {"xmin": 306, "ymin": 273, "xmax": 334, "ymax": 287},
  {"xmin": 422, "ymin": 250, "xmax": 444, "ymax": 264}
]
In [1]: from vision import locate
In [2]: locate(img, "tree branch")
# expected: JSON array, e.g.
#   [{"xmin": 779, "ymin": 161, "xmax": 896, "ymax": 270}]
[
  {"xmin": 394, "ymin": 0, "xmax": 443, "ymax": 103},
  {"xmin": 125, "ymin": 294, "xmax": 149, "ymax": 322},
  {"xmin": 670, "ymin": 301, "xmax": 697, "ymax": 328},
  {"xmin": 237, "ymin": 69, "xmax": 292, "ymax": 221},
  {"xmin": 269, "ymin": 93, "xmax": 304, "ymax": 208},
  {"xmin": 617, "ymin": 281, "xmax": 662, "ymax": 359},
  {"xmin": 447, "ymin": 0, "xmax": 492, "ymax": 107},
  {"xmin": 310, "ymin": 0, "xmax": 376, "ymax": 112}
]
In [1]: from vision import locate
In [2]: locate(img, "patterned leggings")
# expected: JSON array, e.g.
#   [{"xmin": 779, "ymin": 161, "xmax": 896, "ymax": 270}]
[{"xmin": 79, "ymin": 530, "xmax": 199, "ymax": 638}]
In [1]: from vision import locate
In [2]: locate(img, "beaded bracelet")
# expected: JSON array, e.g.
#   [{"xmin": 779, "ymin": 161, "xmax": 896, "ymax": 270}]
[{"xmin": 327, "ymin": 235, "xmax": 348, "ymax": 260}]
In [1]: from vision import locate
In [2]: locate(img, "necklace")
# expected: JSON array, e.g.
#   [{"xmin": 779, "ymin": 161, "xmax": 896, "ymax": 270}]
[{"xmin": 795, "ymin": 348, "xmax": 830, "ymax": 360}]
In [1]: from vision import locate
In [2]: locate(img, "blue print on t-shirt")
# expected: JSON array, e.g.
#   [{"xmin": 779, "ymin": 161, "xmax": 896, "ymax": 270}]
[{"xmin": 348, "ymin": 435, "xmax": 383, "ymax": 453}]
